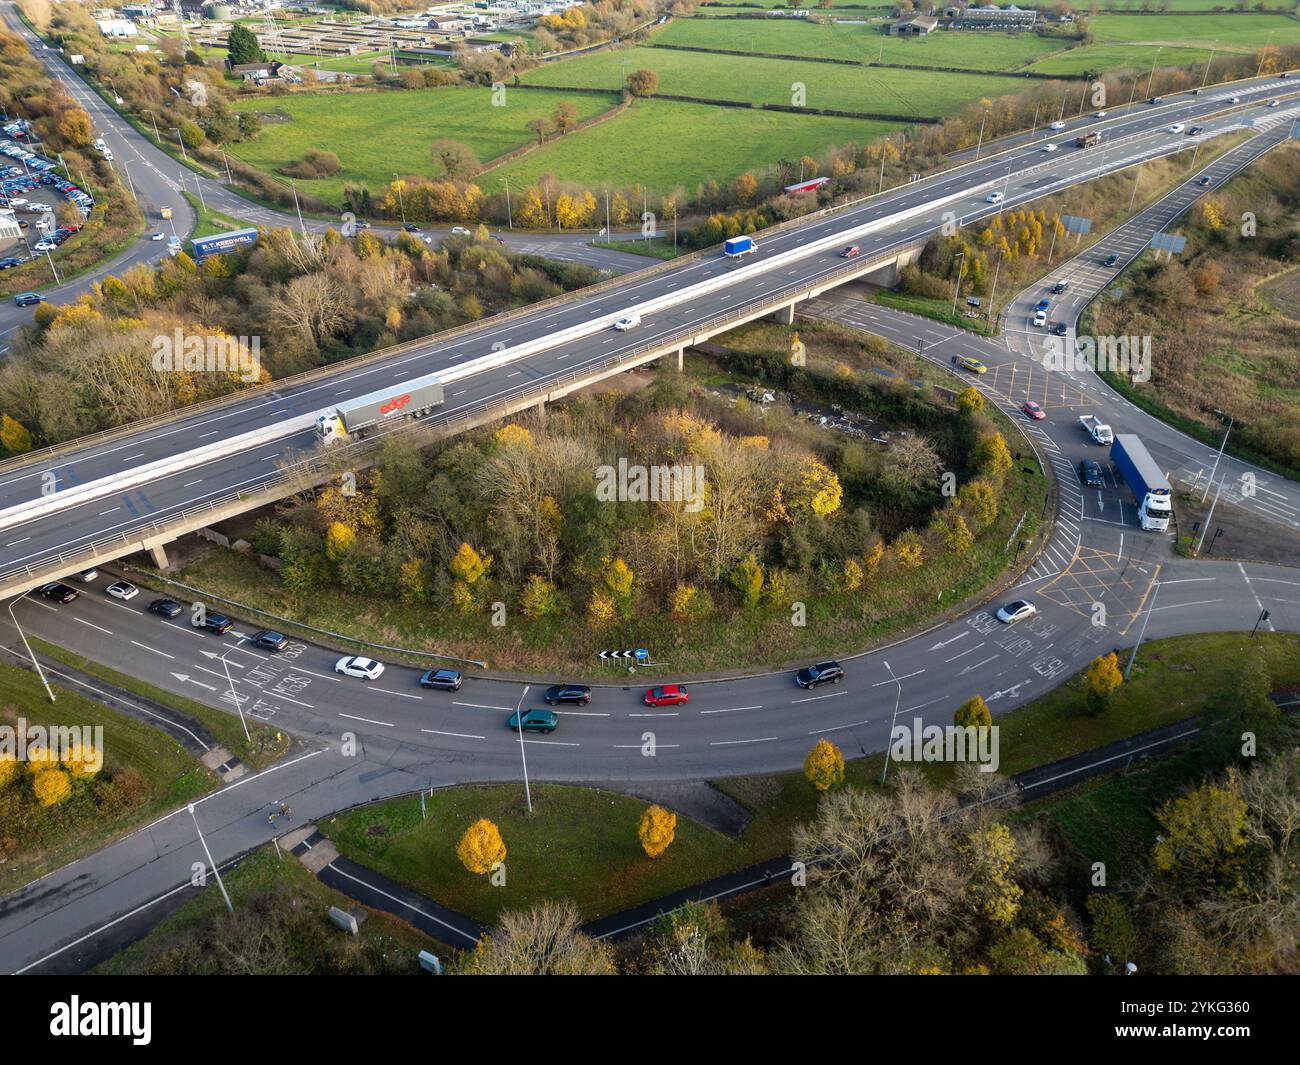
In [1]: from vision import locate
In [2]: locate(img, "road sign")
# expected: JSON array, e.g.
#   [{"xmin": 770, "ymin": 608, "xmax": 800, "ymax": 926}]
[
  {"xmin": 1150, "ymin": 232, "xmax": 1186, "ymax": 254},
  {"xmin": 598, "ymin": 649, "xmax": 636, "ymax": 660},
  {"xmin": 1060, "ymin": 214, "xmax": 1092, "ymax": 235}
]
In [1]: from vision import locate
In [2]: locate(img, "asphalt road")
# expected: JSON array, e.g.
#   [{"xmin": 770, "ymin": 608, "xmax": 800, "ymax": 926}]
[{"xmin": 2, "ymin": 77, "xmax": 1299, "ymax": 585}]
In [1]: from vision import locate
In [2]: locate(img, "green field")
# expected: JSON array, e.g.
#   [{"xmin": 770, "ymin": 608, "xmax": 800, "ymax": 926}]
[
  {"xmin": 484, "ymin": 97, "xmax": 896, "ymax": 194},
  {"xmin": 656, "ymin": 17, "xmax": 1066, "ymax": 70},
  {"xmin": 228, "ymin": 87, "xmax": 614, "ymax": 203},
  {"xmin": 1031, "ymin": 12, "xmax": 1300, "ymax": 75},
  {"xmin": 521, "ymin": 45, "xmax": 1020, "ymax": 116}
]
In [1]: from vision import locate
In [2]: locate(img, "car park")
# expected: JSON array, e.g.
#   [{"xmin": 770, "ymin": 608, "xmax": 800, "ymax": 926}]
[
  {"xmin": 105, "ymin": 580, "xmax": 138, "ymax": 601},
  {"xmin": 13, "ymin": 292, "xmax": 43, "ymax": 306},
  {"xmin": 795, "ymin": 661, "xmax": 843, "ymax": 689},
  {"xmin": 148, "ymin": 598, "xmax": 184, "ymax": 618},
  {"xmin": 995, "ymin": 600, "xmax": 1037, "ymax": 624},
  {"xmin": 33, "ymin": 241, "xmax": 55, "ymax": 252},
  {"xmin": 1079, "ymin": 459, "xmax": 1104, "ymax": 487},
  {"xmin": 544, "ymin": 684, "xmax": 591, "ymax": 705},
  {"xmin": 508, "ymin": 708, "xmax": 558, "ymax": 734},
  {"xmin": 335, "ymin": 655, "xmax": 384, "ymax": 680},
  {"xmin": 194, "ymin": 612, "xmax": 233, "ymax": 635},
  {"xmin": 952, "ymin": 355, "xmax": 987, "ymax": 374},
  {"xmin": 420, "ymin": 668, "xmax": 463, "ymax": 690},
  {"xmin": 644, "ymin": 684, "xmax": 688, "ymax": 707},
  {"xmin": 250, "ymin": 630, "xmax": 290, "ymax": 652},
  {"xmin": 36, "ymin": 582, "xmax": 78, "ymax": 604},
  {"xmin": 613, "ymin": 313, "xmax": 641, "ymax": 331},
  {"xmin": 1021, "ymin": 400, "xmax": 1045, "ymax": 420},
  {"xmin": 0, "ymin": 257, "xmax": 21, "ymax": 269}
]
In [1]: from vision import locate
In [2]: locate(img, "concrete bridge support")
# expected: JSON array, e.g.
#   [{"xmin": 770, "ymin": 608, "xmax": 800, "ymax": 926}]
[
  {"xmin": 767, "ymin": 303, "xmax": 796, "ymax": 326},
  {"xmin": 148, "ymin": 541, "xmax": 172, "ymax": 571}
]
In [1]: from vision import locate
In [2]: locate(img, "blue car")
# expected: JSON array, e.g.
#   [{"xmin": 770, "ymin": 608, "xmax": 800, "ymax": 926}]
[{"xmin": 1034, "ymin": 299, "xmax": 1051, "ymax": 312}]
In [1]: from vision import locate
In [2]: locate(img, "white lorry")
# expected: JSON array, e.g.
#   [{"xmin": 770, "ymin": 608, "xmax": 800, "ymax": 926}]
[
  {"xmin": 315, "ymin": 375, "xmax": 446, "ymax": 443},
  {"xmin": 1079, "ymin": 414, "xmax": 1113, "ymax": 445}
]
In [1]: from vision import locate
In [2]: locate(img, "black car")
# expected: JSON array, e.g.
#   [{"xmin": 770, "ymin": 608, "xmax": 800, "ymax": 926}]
[
  {"xmin": 13, "ymin": 291, "xmax": 43, "ymax": 306},
  {"xmin": 544, "ymin": 683, "xmax": 592, "ymax": 706},
  {"xmin": 148, "ymin": 598, "xmax": 184, "ymax": 618},
  {"xmin": 419, "ymin": 668, "xmax": 463, "ymax": 691},
  {"xmin": 795, "ymin": 661, "xmax": 844, "ymax": 689},
  {"xmin": 36, "ymin": 581, "xmax": 78, "ymax": 604},
  {"xmin": 402, "ymin": 222, "xmax": 422, "ymax": 233},
  {"xmin": 194, "ymin": 612, "xmax": 233, "ymax": 635},
  {"xmin": 1102, "ymin": 253, "xmax": 1119, "ymax": 268},
  {"xmin": 1197, "ymin": 176, "xmax": 1211, "ymax": 187},
  {"xmin": 1079, "ymin": 459, "xmax": 1105, "ymax": 487},
  {"xmin": 250, "ymin": 629, "xmax": 289, "ymax": 651},
  {"xmin": 1054, "ymin": 321, "xmax": 1068, "ymax": 336},
  {"xmin": 1188, "ymin": 125, "xmax": 1203, "ymax": 135},
  {"xmin": 0, "ymin": 257, "xmax": 21, "ymax": 268}
]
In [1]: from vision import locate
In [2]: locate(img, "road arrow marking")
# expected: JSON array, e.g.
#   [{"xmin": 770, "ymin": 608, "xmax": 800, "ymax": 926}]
[
  {"xmin": 201, "ymin": 651, "xmax": 244, "ymax": 666},
  {"xmin": 170, "ymin": 672, "xmax": 217, "ymax": 691},
  {"xmin": 928, "ymin": 631, "xmax": 969, "ymax": 651}
]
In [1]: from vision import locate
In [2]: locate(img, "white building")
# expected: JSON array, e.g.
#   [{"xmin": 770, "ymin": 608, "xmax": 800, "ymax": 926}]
[{"xmin": 95, "ymin": 18, "xmax": 140, "ymax": 37}]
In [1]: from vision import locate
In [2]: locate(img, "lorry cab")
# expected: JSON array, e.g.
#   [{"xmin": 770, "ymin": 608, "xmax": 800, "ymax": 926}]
[{"xmin": 316, "ymin": 412, "xmax": 348, "ymax": 443}]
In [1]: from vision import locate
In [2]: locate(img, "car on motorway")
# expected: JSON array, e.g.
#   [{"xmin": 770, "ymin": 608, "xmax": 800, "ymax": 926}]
[
  {"xmin": 1167, "ymin": 123, "xmax": 1185, "ymax": 134},
  {"xmin": 544, "ymin": 683, "xmax": 591, "ymax": 705},
  {"xmin": 77, "ymin": 568, "xmax": 99, "ymax": 582},
  {"xmin": 450, "ymin": 226, "xmax": 471, "ymax": 236},
  {"xmin": 1103, "ymin": 253, "xmax": 1119, "ymax": 267},
  {"xmin": 1049, "ymin": 120, "xmax": 1066, "ymax": 131},
  {"xmin": 420, "ymin": 668, "xmax": 463, "ymax": 690},
  {"xmin": 1079, "ymin": 459, "xmax": 1105, "ymax": 487},
  {"xmin": 613, "ymin": 313, "xmax": 641, "ymax": 331},
  {"xmin": 335, "ymin": 655, "xmax": 384, "ymax": 680},
  {"xmin": 1021, "ymin": 400, "xmax": 1046, "ymax": 420},
  {"xmin": 995, "ymin": 600, "xmax": 1037, "ymax": 625},
  {"xmin": 839, "ymin": 244, "xmax": 860, "ymax": 258},
  {"xmin": 1095, "ymin": 110, "xmax": 1108, "ymax": 117},
  {"xmin": 402, "ymin": 223, "xmax": 422, "ymax": 233},
  {"xmin": 1197, "ymin": 176, "xmax": 1211, "ymax": 187},
  {"xmin": 105, "ymin": 580, "xmax": 138, "ymax": 601},
  {"xmin": 985, "ymin": 191, "xmax": 1003, "ymax": 204},
  {"xmin": 644, "ymin": 684, "xmax": 689, "ymax": 707},
  {"xmin": 13, "ymin": 292, "xmax": 43, "ymax": 306},
  {"xmin": 1033, "ymin": 309, "xmax": 1048, "ymax": 327},
  {"xmin": 193, "ymin": 612, "xmax": 234, "ymax": 635},
  {"xmin": 795, "ymin": 661, "xmax": 843, "ymax": 689},
  {"xmin": 1187, "ymin": 125, "xmax": 1203, "ymax": 135},
  {"xmin": 148, "ymin": 598, "xmax": 183, "ymax": 618},
  {"xmin": 1052, "ymin": 279, "xmax": 1069, "ymax": 294},
  {"xmin": 1229, "ymin": 96, "xmax": 1240, "ymax": 104},
  {"xmin": 36, "ymin": 581, "xmax": 78, "ymax": 604},
  {"xmin": 1041, "ymin": 143, "xmax": 1058, "ymax": 153},
  {"xmin": 952, "ymin": 354, "xmax": 987, "ymax": 374},
  {"xmin": 1267, "ymin": 99, "xmax": 1280, "ymax": 108},
  {"xmin": 250, "ymin": 630, "xmax": 290, "ymax": 652},
  {"xmin": 0, "ymin": 257, "xmax": 22, "ymax": 268},
  {"xmin": 508, "ymin": 708, "xmax": 558, "ymax": 734},
  {"xmin": 1054, "ymin": 321, "xmax": 1068, "ymax": 337},
  {"xmin": 150, "ymin": 231, "xmax": 165, "ymax": 241}
]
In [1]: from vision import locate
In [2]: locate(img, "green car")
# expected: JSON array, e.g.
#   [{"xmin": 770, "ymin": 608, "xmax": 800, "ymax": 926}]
[{"xmin": 508, "ymin": 708, "xmax": 558, "ymax": 734}]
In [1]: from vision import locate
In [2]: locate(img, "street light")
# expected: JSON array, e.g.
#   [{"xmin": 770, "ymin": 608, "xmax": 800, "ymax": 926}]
[
  {"xmin": 1202, "ymin": 409, "xmax": 1233, "ymax": 503},
  {"xmin": 6, "ymin": 596, "xmax": 55, "ymax": 703},
  {"xmin": 974, "ymin": 110, "xmax": 989, "ymax": 160},
  {"xmin": 171, "ymin": 127, "xmax": 189, "ymax": 163},
  {"xmin": 392, "ymin": 172, "xmax": 406, "ymax": 225},
  {"xmin": 1145, "ymin": 47, "xmax": 1164, "ymax": 100},
  {"xmin": 513, "ymin": 685, "xmax": 533, "ymax": 814},
  {"xmin": 188, "ymin": 803, "xmax": 233, "ymax": 914},
  {"xmin": 949, "ymin": 250, "xmax": 965, "ymax": 317},
  {"xmin": 142, "ymin": 109, "xmax": 160, "ymax": 141},
  {"xmin": 879, "ymin": 660, "xmax": 904, "ymax": 786}
]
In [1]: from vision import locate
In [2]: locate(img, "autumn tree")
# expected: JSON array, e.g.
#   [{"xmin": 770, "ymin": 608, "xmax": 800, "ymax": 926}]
[
  {"xmin": 457, "ymin": 818, "xmax": 507, "ymax": 875},
  {"xmin": 638, "ymin": 804, "xmax": 677, "ymax": 858},
  {"xmin": 0, "ymin": 413, "xmax": 31, "ymax": 453},
  {"xmin": 804, "ymin": 738, "xmax": 845, "ymax": 792},
  {"xmin": 954, "ymin": 694, "xmax": 992, "ymax": 730},
  {"xmin": 1085, "ymin": 652, "xmax": 1123, "ymax": 715},
  {"xmin": 626, "ymin": 68, "xmax": 659, "ymax": 96},
  {"xmin": 956, "ymin": 386, "xmax": 984, "ymax": 415},
  {"xmin": 1153, "ymin": 781, "xmax": 1248, "ymax": 882},
  {"xmin": 973, "ymin": 432, "xmax": 1014, "ymax": 478},
  {"xmin": 459, "ymin": 901, "xmax": 615, "ymax": 974},
  {"xmin": 430, "ymin": 138, "xmax": 479, "ymax": 180}
]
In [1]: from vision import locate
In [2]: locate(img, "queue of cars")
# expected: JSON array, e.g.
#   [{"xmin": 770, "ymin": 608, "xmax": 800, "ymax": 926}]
[{"xmin": 0, "ymin": 129, "xmax": 96, "ymax": 286}]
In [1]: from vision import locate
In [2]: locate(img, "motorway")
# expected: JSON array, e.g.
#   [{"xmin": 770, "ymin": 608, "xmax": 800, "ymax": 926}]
[{"xmin": 0, "ymin": 24, "xmax": 1299, "ymax": 972}]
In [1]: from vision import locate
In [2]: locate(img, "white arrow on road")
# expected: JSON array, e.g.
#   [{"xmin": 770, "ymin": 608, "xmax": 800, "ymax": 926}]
[
  {"xmin": 959, "ymin": 655, "xmax": 1000, "ymax": 675},
  {"xmin": 928, "ymin": 631, "xmax": 969, "ymax": 651},
  {"xmin": 171, "ymin": 672, "xmax": 218, "ymax": 691},
  {"xmin": 986, "ymin": 681, "xmax": 1032, "ymax": 703},
  {"xmin": 201, "ymin": 651, "xmax": 244, "ymax": 666}
]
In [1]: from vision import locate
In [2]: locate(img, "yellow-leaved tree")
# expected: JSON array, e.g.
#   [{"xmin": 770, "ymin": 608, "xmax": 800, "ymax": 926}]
[
  {"xmin": 457, "ymin": 818, "xmax": 507, "ymax": 875},
  {"xmin": 638, "ymin": 804, "xmax": 677, "ymax": 859},
  {"xmin": 32, "ymin": 767, "xmax": 72, "ymax": 807},
  {"xmin": 803, "ymin": 737, "xmax": 845, "ymax": 792},
  {"xmin": 954, "ymin": 694, "xmax": 992, "ymax": 729},
  {"xmin": 1085, "ymin": 652, "xmax": 1123, "ymax": 715}
]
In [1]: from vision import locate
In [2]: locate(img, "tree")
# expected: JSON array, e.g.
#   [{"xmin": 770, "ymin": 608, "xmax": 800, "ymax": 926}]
[
  {"xmin": 520, "ymin": 573, "xmax": 558, "ymax": 618},
  {"xmin": 956, "ymin": 386, "xmax": 984, "ymax": 415},
  {"xmin": 1153, "ymin": 781, "xmax": 1248, "ymax": 881},
  {"xmin": 638, "ymin": 804, "xmax": 677, "ymax": 858},
  {"xmin": 0, "ymin": 413, "xmax": 31, "ymax": 454},
  {"xmin": 626, "ymin": 68, "xmax": 659, "ymax": 96},
  {"xmin": 457, "ymin": 818, "xmax": 506, "ymax": 875},
  {"xmin": 459, "ymin": 901, "xmax": 615, "ymax": 974},
  {"xmin": 525, "ymin": 117, "xmax": 550, "ymax": 145},
  {"xmin": 942, "ymin": 513, "xmax": 974, "ymax": 556},
  {"xmin": 551, "ymin": 100, "xmax": 578, "ymax": 135},
  {"xmin": 227, "ymin": 24, "xmax": 266, "ymax": 66},
  {"xmin": 178, "ymin": 120, "xmax": 205, "ymax": 150},
  {"xmin": 973, "ymin": 432, "xmax": 1014, "ymax": 477},
  {"xmin": 733, "ymin": 172, "xmax": 757, "ymax": 206},
  {"xmin": 732, "ymin": 553, "xmax": 765, "ymax": 609},
  {"xmin": 804, "ymin": 738, "xmax": 845, "ymax": 792},
  {"xmin": 954, "ymin": 695, "xmax": 992, "ymax": 730},
  {"xmin": 1085, "ymin": 652, "xmax": 1123, "ymax": 715},
  {"xmin": 324, "ymin": 521, "xmax": 355, "ymax": 563},
  {"xmin": 56, "ymin": 108, "xmax": 93, "ymax": 148},
  {"xmin": 449, "ymin": 542, "xmax": 491, "ymax": 586},
  {"xmin": 32, "ymin": 767, "xmax": 71, "ymax": 806},
  {"xmin": 430, "ymin": 138, "xmax": 479, "ymax": 180},
  {"xmin": 602, "ymin": 556, "xmax": 634, "ymax": 613}
]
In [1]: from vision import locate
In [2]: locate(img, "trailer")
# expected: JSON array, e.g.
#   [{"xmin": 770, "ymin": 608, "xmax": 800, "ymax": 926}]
[
  {"xmin": 724, "ymin": 235, "xmax": 756, "ymax": 258},
  {"xmin": 316, "ymin": 376, "xmax": 446, "ymax": 443},
  {"xmin": 1110, "ymin": 434, "xmax": 1172, "ymax": 532},
  {"xmin": 1075, "ymin": 131, "xmax": 1102, "ymax": 149},
  {"xmin": 190, "ymin": 227, "xmax": 258, "ymax": 264}
]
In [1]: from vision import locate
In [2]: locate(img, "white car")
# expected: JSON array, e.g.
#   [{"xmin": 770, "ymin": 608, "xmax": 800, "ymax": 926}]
[
  {"xmin": 33, "ymin": 241, "xmax": 56, "ymax": 252},
  {"xmin": 996, "ymin": 600, "xmax": 1037, "ymax": 624},
  {"xmin": 8, "ymin": 197, "xmax": 27, "ymax": 207},
  {"xmin": 78, "ymin": 568, "xmax": 99, "ymax": 582},
  {"xmin": 1168, "ymin": 123, "xmax": 1185, "ymax": 134},
  {"xmin": 1049, "ymin": 120, "xmax": 1066, "ymax": 131},
  {"xmin": 1041, "ymin": 143, "xmax": 1058, "ymax": 153},
  {"xmin": 613, "ymin": 313, "xmax": 641, "ymax": 331},
  {"xmin": 27, "ymin": 202, "xmax": 51, "ymax": 212},
  {"xmin": 150, "ymin": 231, "xmax": 165, "ymax": 241},
  {"xmin": 1033, "ymin": 310, "xmax": 1048, "ymax": 327},
  {"xmin": 105, "ymin": 580, "xmax": 138, "ymax": 601},
  {"xmin": 1095, "ymin": 110, "xmax": 1108, "ymax": 118},
  {"xmin": 1267, "ymin": 99, "xmax": 1280, "ymax": 108},
  {"xmin": 985, "ymin": 191, "xmax": 1004, "ymax": 204},
  {"xmin": 335, "ymin": 655, "xmax": 384, "ymax": 681},
  {"xmin": 1229, "ymin": 96, "xmax": 1240, "ymax": 104},
  {"xmin": 450, "ymin": 226, "xmax": 471, "ymax": 236}
]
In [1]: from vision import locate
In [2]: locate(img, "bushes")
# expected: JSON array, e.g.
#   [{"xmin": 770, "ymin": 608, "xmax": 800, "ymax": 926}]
[{"xmin": 281, "ymin": 148, "xmax": 343, "ymax": 180}]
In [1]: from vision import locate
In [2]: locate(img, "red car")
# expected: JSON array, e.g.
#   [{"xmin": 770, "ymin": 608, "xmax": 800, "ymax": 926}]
[
  {"xmin": 840, "ymin": 245, "xmax": 860, "ymax": 258},
  {"xmin": 1021, "ymin": 400, "xmax": 1046, "ymax": 420},
  {"xmin": 644, "ymin": 684, "xmax": 689, "ymax": 707}
]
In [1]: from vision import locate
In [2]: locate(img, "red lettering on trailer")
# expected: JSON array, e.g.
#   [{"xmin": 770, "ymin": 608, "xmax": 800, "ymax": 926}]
[{"xmin": 379, "ymin": 393, "xmax": 412, "ymax": 416}]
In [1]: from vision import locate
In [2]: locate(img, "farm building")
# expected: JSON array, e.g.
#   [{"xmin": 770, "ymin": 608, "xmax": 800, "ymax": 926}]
[{"xmin": 885, "ymin": 14, "xmax": 938, "ymax": 36}]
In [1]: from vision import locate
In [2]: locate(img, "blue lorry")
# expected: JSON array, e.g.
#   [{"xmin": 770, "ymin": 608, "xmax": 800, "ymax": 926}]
[{"xmin": 1111, "ymin": 434, "xmax": 1172, "ymax": 532}]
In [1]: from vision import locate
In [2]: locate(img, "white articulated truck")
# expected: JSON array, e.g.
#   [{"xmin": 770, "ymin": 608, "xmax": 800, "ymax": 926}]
[
  {"xmin": 315, "ymin": 375, "xmax": 446, "ymax": 443},
  {"xmin": 1079, "ymin": 414, "xmax": 1113, "ymax": 445}
]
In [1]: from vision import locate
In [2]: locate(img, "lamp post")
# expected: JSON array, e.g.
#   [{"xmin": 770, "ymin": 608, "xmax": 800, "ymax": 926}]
[
  {"xmin": 171, "ymin": 127, "xmax": 189, "ymax": 163},
  {"xmin": 6, "ymin": 597, "xmax": 55, "ymax": 703},
  {"xmin": 950, "ymin": 250, "xmax": 965, "ymax": 317},
  {"xmin": 392, "ymin": 172, "xmax": 405, "ymax": 225},
  {"xmin": 1145, "ymin": 47, "xmax": 1164, "ymax": 101},
  {"xmin": 1202, "ymin": 409, "xmax": 1233, "ymax": 504}
]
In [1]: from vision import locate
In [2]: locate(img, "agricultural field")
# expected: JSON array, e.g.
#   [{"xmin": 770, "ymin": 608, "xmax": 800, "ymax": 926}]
[
  {"xmin": 1030, "ymin": 12, "xmax": 1300, "ymax": 75},
  {"xmin": 483, "ymin": 97, "xmax": 899, "ymax": 195},
  {"xmin": 228, "ymin": 86, "xmax": 613, "ymax": 204},
  {"xmin": 655, "ymin": 17, "xmax": 1067, "ymax": 70},
  {"xmin": 520, "ymin": 45, "xmax": 1019, "ymax": 117}
]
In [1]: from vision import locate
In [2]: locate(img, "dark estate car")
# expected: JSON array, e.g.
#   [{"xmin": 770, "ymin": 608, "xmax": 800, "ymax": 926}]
[
  {"xmin": 544, "ymin": 684, "xmax": 591, "ymax": 706},
  {"xmin": 193, "ymin": 612, "xmax": 233, "ymax": 635},
  {"xmin": 148, "ymin": 598, "xmax": 184, "ymax": 618},
  {"xmin": 250, "ymin": 629, "xmax": 289, "ymax": 651},
  {"xmin": 420, "ymin": 668, "xmax": 463, "ymax": 691},
  {"xmin": 1102, "ymin": 253, "xmax": 1119, "ymax": 268},
  {"xmin": 509, "ymin": 708, "xmax": 558, "ymax": 733},
  {"xmin": 36, "ymin": 581, "xmax": 78, "ymax": 604},
  {"xmin": 1079, "ymin": 459, "xmax": 1105, "ymax": 488},
  {"xmin": 795, "ymin": 661, "xmax": 844, "ymax": 689}
]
